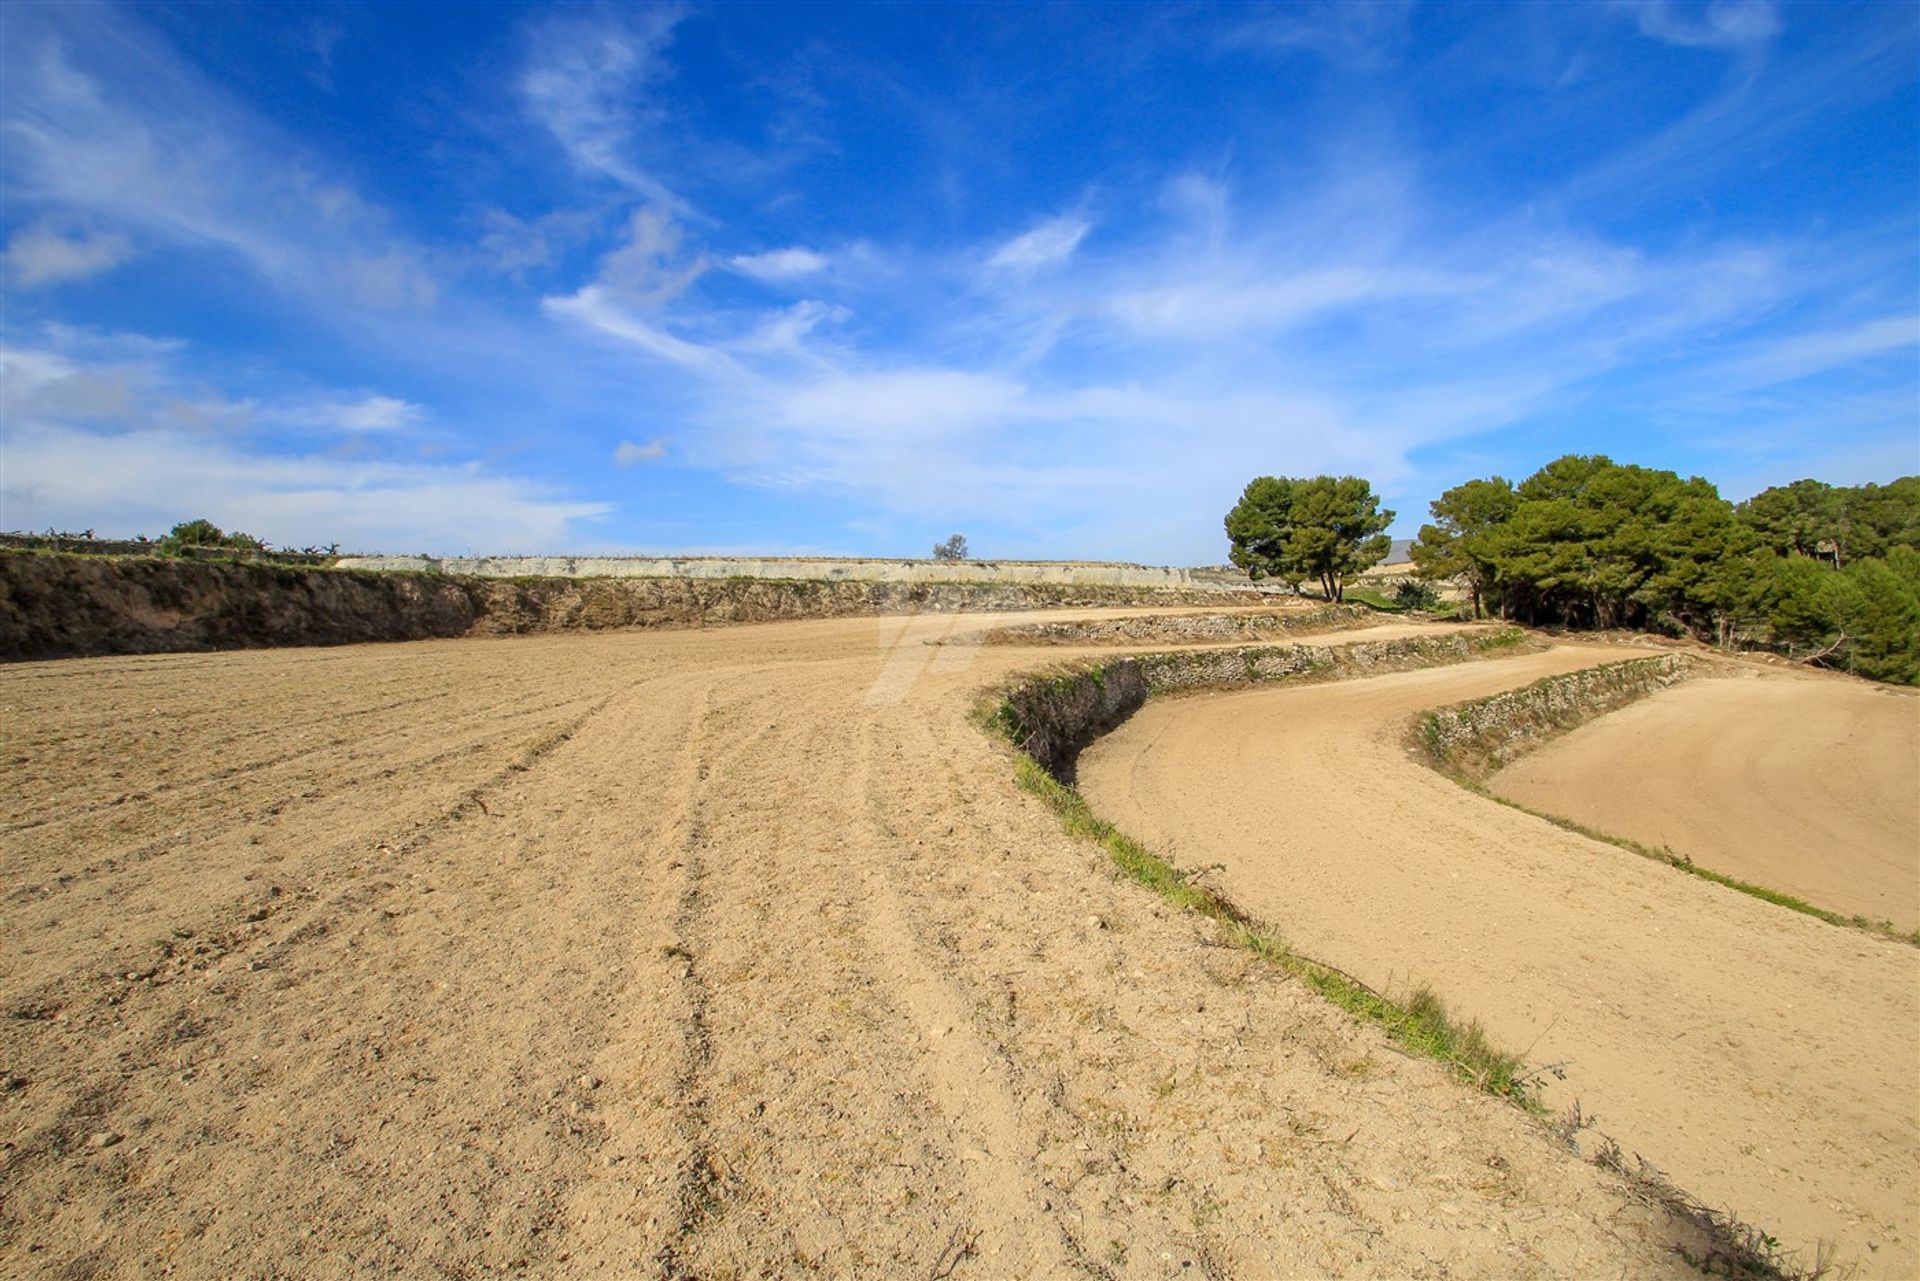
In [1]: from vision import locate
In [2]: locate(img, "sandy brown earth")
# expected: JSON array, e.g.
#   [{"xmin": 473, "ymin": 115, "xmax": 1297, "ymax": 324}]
[
  {"xmin": 1079, "ymin": 646, "xmax": 1920, "ymax": 1277},
  {"xmin": 1493, "ymin": 669, "xmax": 1920, "ymax": 932},
  {"xmin": 1, "ymin": 614, "xmax": 1715, "ymax": 1279}
]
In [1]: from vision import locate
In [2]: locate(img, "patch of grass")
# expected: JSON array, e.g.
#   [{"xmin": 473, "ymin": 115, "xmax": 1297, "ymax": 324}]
[
  {"xmin": 1338, "ymin": 586, "xmax": 1404, "ymax": 612},
  {"xmin": 1331, "ymin": 584, "xmax": 1462, "ymax": 619},
  {"xmin": 1006, "ymin": 748, "xmax": 1542, "ymax": 1110}
]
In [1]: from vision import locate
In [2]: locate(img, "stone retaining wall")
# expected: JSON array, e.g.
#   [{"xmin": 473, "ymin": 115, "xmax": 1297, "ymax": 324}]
[
  {"xmin": 979, "ymin": 604, "xmax": 1370, "ymax": 645},
  {"xmin": 996, "ymin": 627, "xmax": 1534, "ymax": 782},
  {"xmin": 337, "ymin": 553, "xmax": 1209, "ymax": 588},
  {"xmin": 1414, "ymin": 653, "xmax": 1702, "ymax": 781}
]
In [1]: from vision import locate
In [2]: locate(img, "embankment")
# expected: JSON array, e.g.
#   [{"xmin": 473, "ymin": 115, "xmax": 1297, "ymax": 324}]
[
  {"xmin": 996, "ymin": 626, "xmax": 1533, "ymax": 781},
  {"xmin": 977, "ymin": 603, "xmax": 1370, "ymax": 645},
  {"xmin": 1411, "ymin": 652, "xmax": 1702, "ymax": 782},
  {"xmin": 1071, "ymin": 645, "xmax": 1920, "ymax": 1274},
  {"xmin": 0, "ymin": 551, "xmax": 1259, "ymax": 662},
  {"xmin": 337, "ymin": 552, "xmax": 1213, "ymax": 587}
]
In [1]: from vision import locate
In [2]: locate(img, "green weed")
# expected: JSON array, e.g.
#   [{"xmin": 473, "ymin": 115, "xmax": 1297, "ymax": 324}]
[{"xmin": 1008, "ymin": 748, "xmax": 1545, "ymax": 1110}]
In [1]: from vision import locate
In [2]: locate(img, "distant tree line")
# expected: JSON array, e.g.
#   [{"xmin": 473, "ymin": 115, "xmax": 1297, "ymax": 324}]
[{"xmin": 1408, "ymin": 457, "xmax": 1920, "ymax": 684}]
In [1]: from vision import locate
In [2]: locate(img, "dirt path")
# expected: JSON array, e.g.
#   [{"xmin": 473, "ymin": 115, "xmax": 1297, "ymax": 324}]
[
  {"xmin": 1079, "ymin": 645, "xmax": 1920, "ymax": 1276},
  {"xmin": 1493, "ymin": 669, "xmax": 1920, "ymax": 931},
  {"xmin": 5, "ymin": 616, "xmax": 1719, "ymax": 1278}
]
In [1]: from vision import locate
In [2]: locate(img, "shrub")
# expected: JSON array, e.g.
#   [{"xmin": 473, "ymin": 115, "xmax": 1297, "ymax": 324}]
[{"xmin": 1394, "ymin": 579, "xmax": 1441, "ymax": 611}]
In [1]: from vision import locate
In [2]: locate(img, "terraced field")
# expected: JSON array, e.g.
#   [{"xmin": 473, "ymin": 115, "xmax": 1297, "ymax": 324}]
[
  {"xmin": 1492, "ymin": 670, "xmax": 1920, "ymax": 932},
  {"xmin": 1, "ymin": 612, "xmax": 1890, "ymax": 1277},
  {"xmin": 1080, "ymin": 651, "xmax": 1920, "ymax": 1275}
]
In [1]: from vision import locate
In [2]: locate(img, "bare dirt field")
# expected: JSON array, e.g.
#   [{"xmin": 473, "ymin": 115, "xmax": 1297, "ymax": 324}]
[
  {"xmin": 1079, "ymin": 647, "xmax": 1920, "ymax": 1277},
  {"xmin": 3, "ymin": 614, "xmax": 1717, "ymax": 1279},
  {"xmin": 1493, "ymin": 670, "xmax": 1920, "ymax": 932}
]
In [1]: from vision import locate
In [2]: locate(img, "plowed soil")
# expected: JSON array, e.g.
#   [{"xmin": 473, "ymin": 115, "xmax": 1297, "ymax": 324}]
[
  {"xmin": 1079, "ymin": 648, "xmax": 1920, "ymax": 1277},
  {"xmin": 0, "ymin": 614, "xmax": 1713, "ymax": 1279},
  {"xmin": 1493, "ymin": 670, "xmax": 1920, "ymax": 932}
]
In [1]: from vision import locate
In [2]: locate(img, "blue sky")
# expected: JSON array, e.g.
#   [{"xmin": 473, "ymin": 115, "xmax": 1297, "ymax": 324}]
[{"xmin": 3, "ymin": 1, "xmax": 1915, "ymax": 561}]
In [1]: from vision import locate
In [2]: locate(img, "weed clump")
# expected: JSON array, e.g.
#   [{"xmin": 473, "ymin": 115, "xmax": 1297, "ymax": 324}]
[{"xmin": 1006, "ymin": 747, "xmax": 1543, "ymax": 1109}]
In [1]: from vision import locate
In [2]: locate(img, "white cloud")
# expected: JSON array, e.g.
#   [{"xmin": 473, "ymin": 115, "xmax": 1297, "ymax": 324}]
[
  {"xmin": 520, "ymin": 9, "xmax": 684, "ymax": 205},
  {"xmin": 986, "ymin": 216, "xmax": 1089, "ymax": 273},
  {"xmin": 1, "ymin": 334, "xmax": 603, "ymax": 553},
  {"xmin": 338, "ymin": 395, "xmax": 421, "ymax": 431},
  {"xmin": 1109, "ymin": 265, "xmax": 1463, "ymax": 336},
  {"xmin": 539, "ymin": 161, "xmax": 1876, "ymax": 558},
  {"xmin": 1695, "ymin": 315, "xmax": 1920, "ymax": 392},
  {"xmin": 473, "ymin": 205, "xmax": 605, "ymax": 278},
  {"xmin": 771, "ymin": 369, "xmax": 1027, "ymax": 442},
  {"xmin": 543, "ymin": 285, "xmax": 743, "ymax": 377},
  {"xmin": 614, "ymin": 438, "xmax": 670, "ymax": 466},
  {"xmin": 0, "ymin": 8, "xmax": 440, "ymax": 312},
  {"xmin": 330, "ymin": 253, "xmax": 437, "ymax": 311},
  {"xmin": 4, "ymin": 333, "xmax": 427, "ymax": 440},
  {"xmin": 2, "ymin": 342, "xmax": 145, "ymax": 419},
  {"xmin": 3, "ymin": 221, "xmax": 132, "ymax": 287},
  {"xmin": 730, "ymin": 247, "xmax": 829, "ymax": 281},
  {"xmin": 2, "ymin": 422, "xmax": 609, "ymax": 554},
  {"xmin": 1221, "ymin": 1, "xmax": 1418, "ymax": 71},
  {"xmin": 276, "ymin": 393, "xmax": 423, "ymax": 433},
  {"xmin": 733, "ymin": 300, "xmax": 847, "ymax": 356},
  {"xmin": 1621, "ymin": 1, "xmax": 1780, "ymax": 50},
  {"xmin": 596, "ymin": 205, "xmax": 706, "ymax": 304}
]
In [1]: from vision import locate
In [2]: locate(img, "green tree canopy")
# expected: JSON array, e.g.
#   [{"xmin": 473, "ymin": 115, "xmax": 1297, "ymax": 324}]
[
  {"xmin": 1224, "ymin": 475, "xmax": 1394, "ymax": 602},
  {"xmin": 1483, "ymin": 455, "xmax": 1743, "ymax": 631},
  {"xmin": 1844, "ymin": 477, "xmax": 1920, "ymax": 561},
  {"xmin": 1410, "ymin": 458, "xmax": 1917, "ymax": 684},
  {"xmin": 1737, "ymin": 478, "xmax": 1839, "ymax": 562},
  {"xmin": 1737, "ymin": 475, "xmax": 1920, "ymax": 566},
  {"xmin": 1409, "ymin": 476, "xmax": 1516, "ymax": 619}
]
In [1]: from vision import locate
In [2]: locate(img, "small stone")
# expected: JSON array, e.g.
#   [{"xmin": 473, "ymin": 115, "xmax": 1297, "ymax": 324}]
[
  {"xmin": 577, "ymin": 1074, "xmax": 601, "ymax": 1090},
  {"xmin": 87, "ymin": 1131, "xmax": 123, "ymax": 1149},
  {"xmin": 1087, "ymin": 915, "xmax": 1107, "ymax": 930}
]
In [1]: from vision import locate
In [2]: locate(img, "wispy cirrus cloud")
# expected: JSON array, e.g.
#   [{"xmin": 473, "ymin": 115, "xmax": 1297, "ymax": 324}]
[
  {"xmin": 1220, "ymin": 0, "xmax": 1418, "ymax": 71},
  {"xmin": 1618, "ymin": 0, "xmax": 1780, "ymax": 51},
  {"xmin": 522, "ymin": 143, "xmax": 1906, "ymax": 556},
  {"xmin": 986, "ymin": 215, "xmax": 1090, "ymax": 274},
  {"xmin": 0, "ymin": 330, "xmax": 604, "ymax": 551},
  {"xmin": 281, "ymin": 394, "xmax": 426, "ymax": 433},
  {"xmin": 613, "ymin": 437, "xmax": 671, "ymax": 466},
  {"xmin": 1688, "ymin": 314, "xmax": 1920, "ymax": 394},
  {"xmin": 730, "ymin": 247, "xmax": 829, "ymax": 281},
  {"xmin": 0, "ymin": 5, "xmax": 438, "ymax": 312},
  {"xmin": 543, "ymin": 285, "xmax": 744, "ymax": 377},
  {"xmin": 3, "ymin": 2, "xmax": 1911, "ymax": 563},
  {"xmin": 4, "ymin": 422, "xmax": 609, "ymax": 554},
  {"xmin": 520, "ymin": 7, "xmax": 687, "ymax": 206},
  {"xmin": 3, "ymin": 220, "xmax": 133, "ymax": 287}
]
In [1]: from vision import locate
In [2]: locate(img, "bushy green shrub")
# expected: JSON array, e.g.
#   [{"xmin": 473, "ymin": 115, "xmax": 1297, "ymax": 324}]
[
  {"xmin": 1394, "ymin": 578, "xmax": 1441, "ymax": 611},
  {"xmin": 156, "ymin": 518, "xmax": 266, "ymax": 556}
]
